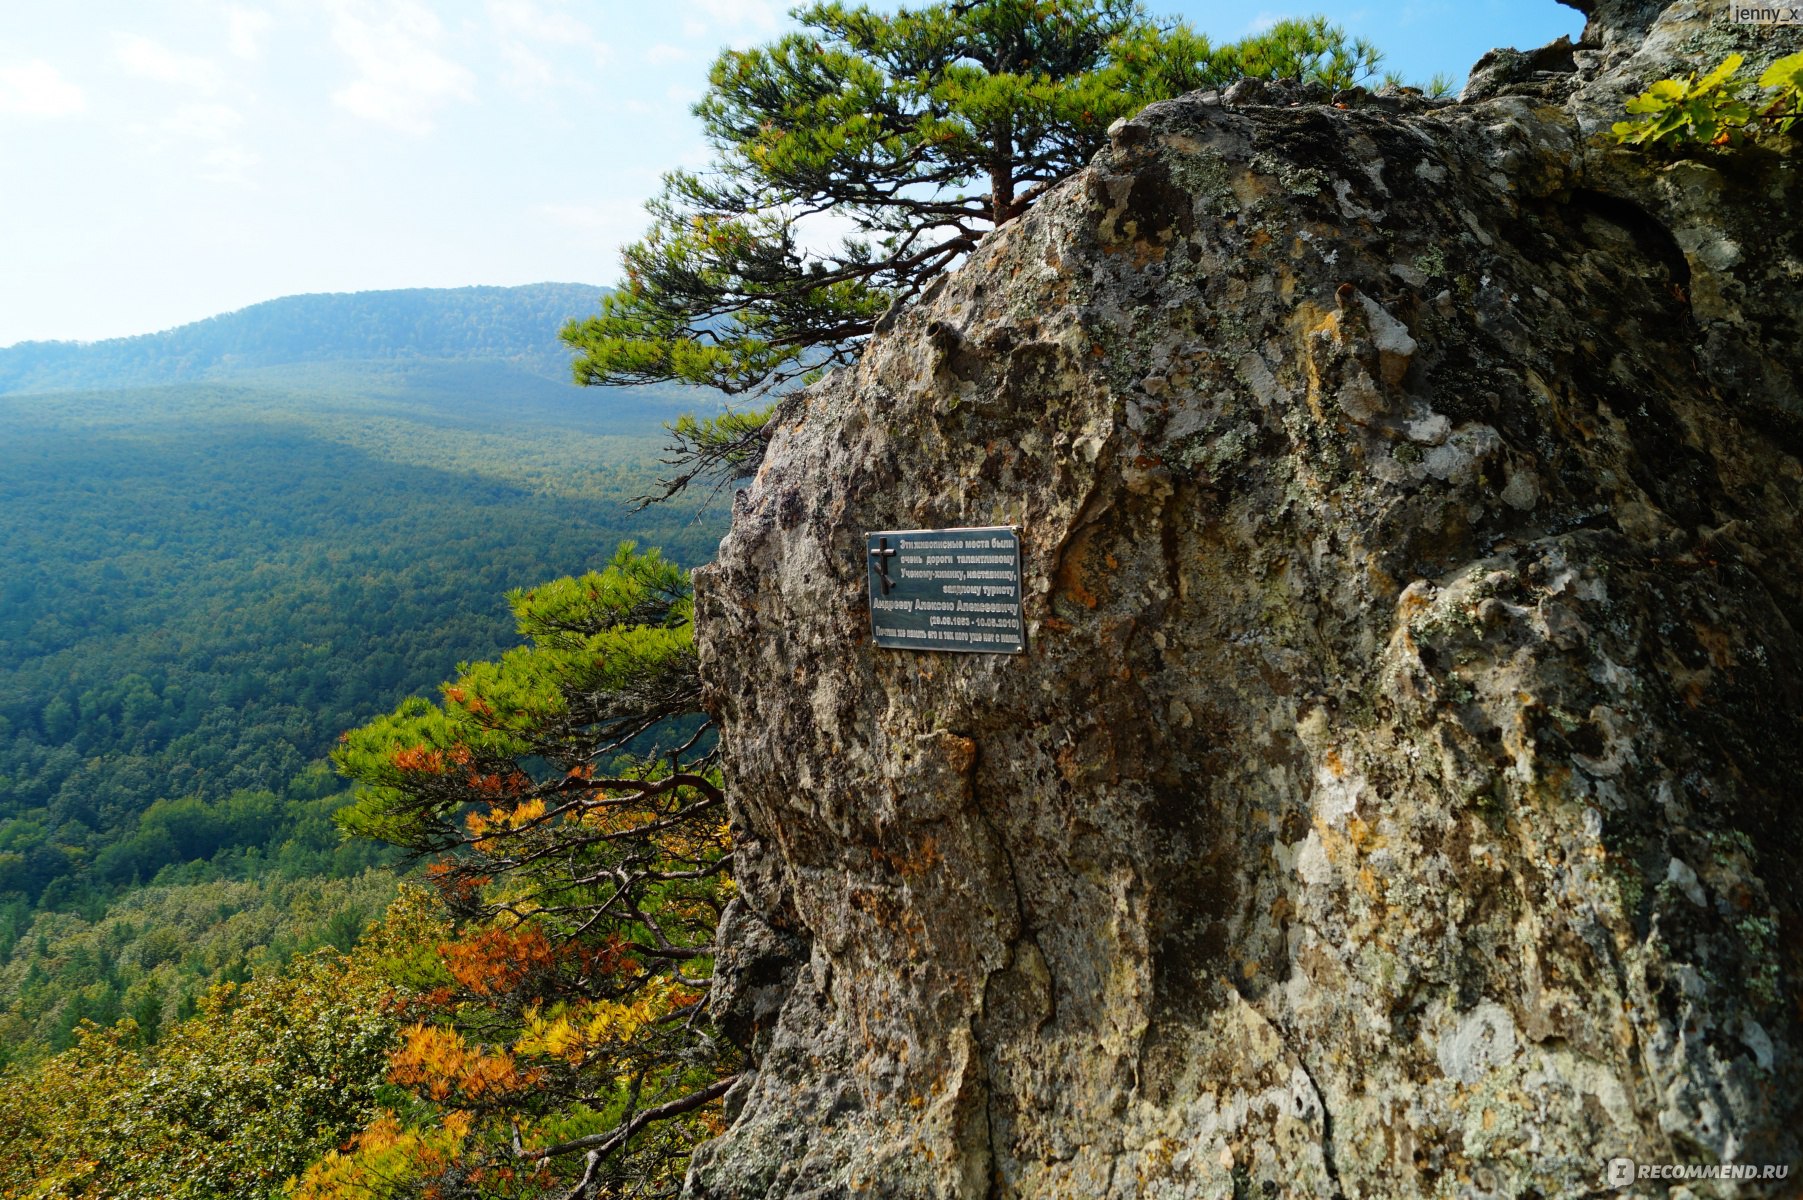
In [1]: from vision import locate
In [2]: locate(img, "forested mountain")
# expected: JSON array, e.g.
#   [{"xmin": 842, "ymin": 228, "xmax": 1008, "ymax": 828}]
[
  {"xmin": 0, "ymin": 283, "xmax": 603, "ymax": 394},
  {"xmin": 0, "ymin": 291, "xmax": 727, "ymax": 1063}
]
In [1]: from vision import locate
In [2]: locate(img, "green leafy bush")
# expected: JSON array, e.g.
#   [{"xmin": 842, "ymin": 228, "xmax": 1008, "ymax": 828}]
[{"xmin": 1613, "ymin": 51, "xmax": 1803, "ymax": 147}]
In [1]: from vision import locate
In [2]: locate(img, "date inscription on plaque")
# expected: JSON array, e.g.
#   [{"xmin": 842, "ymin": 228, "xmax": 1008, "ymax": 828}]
[{"xmin": 866, "ymin": 525, "xmax": 1024, "ymax": 654}]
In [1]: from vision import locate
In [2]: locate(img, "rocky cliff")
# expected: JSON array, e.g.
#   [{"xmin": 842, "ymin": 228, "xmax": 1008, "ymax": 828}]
[{"xmin": 689, "ymin": 3, "xmax": 1803, "ymax": 1195}]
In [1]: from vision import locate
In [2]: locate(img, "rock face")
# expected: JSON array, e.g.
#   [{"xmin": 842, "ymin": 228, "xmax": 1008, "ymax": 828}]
[{"xmin": 689, "ymin": 3, "xmax": 1803, "ymax": 1196}]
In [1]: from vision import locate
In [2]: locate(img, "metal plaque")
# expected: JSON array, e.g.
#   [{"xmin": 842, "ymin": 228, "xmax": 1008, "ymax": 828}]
[{"xmin": 866, "ymin": 526, "xmax": 1025, "ymax": 654}]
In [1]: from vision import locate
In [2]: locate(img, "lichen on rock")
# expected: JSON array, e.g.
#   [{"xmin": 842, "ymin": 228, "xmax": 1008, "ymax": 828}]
[{"xmin": 687, "ymin": 2, "xmax": 1803, "ymax": 1196}]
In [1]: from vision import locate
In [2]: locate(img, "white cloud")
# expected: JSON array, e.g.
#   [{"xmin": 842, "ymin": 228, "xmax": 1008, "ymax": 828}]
[
  {"xmin": 165, "ymin": 101, "xmax": 245, "ymax": 141},
  {"xmin": 198, "ymin": 141, "xmax": 260, "ymax": 185},
  {"xmin": 535, "ymin": 198, "xmax": 647, "ymax": 256},
  {"xmin": 225, "ymin": 6, "xmax": 275, "ymax": 60},
  {"xmin": 127, "ymin": 103, "xmax": 258, "ymax": 185},
  {"xmin": 538, "ymin": 201, "xmax": 624, "ymax": 228},
  {"xmin": 486, "ymin": 0, "xmax": 610, "ymax": 95},
  {"xmin": 646, "ymin": 43, "xmax": 689, "ymax": 65},
  {"xmin": 788, "ymin": 206, "xmax": 866, "ymax": 259},
  {"xmin": 488, "ymin": 0, "xmax": 609, "ymax": 57},
  {"xmin": 680, "ymin": 0, "xmax": 788, "ymax": 40},
  {"xmin": 0, "ymin": 60, "xmax": 85, "ymax": 117},
  {"xmin": 115, "ymin": 33, "xmax": 224, "ymax": 92},
  {"xmin": 499, "ymin": 41, "xmax": 557, "ymax": 91},
  {"xmin": 328, "ymin": 0, "xmax": 475, "ymax": 135}
]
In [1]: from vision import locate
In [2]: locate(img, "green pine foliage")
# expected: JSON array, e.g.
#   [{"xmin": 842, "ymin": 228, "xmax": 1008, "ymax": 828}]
[
  {"xmin": 332, "ymin": 543, "xmax": 701, "ymax": 852},
  {"xmin": 562, "ymin": 2, "xmax": 1386, "ymax": 496}
]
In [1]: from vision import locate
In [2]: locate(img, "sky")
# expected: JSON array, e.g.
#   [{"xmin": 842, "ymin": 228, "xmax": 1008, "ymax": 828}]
[{"xmin": 0, "ymin": 1, "xmax": 1586, "ymax": 347}]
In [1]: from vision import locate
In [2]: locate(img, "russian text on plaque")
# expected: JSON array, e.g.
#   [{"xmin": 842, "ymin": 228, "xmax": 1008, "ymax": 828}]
[{"xmin": 866, "ymin": 526, "xmax": 1025, "ymax": 654}]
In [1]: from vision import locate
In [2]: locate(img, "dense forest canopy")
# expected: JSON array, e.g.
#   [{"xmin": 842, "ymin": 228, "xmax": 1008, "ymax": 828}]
[{"xmin": 0, "ymin": 300, "xmax": 729, "ymax": 1066}]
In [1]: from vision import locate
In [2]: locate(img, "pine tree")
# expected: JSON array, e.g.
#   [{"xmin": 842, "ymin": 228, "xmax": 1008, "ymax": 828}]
[
  {"xmin": 561, "ymin": 2, "xmax": 1382, "ymax": 500},
  {"xmin": 317, "ymin": 544, "xmax": 737, "ymax": 1198}
]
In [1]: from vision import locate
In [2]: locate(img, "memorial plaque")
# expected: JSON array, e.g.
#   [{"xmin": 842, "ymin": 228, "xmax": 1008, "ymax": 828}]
[{"xmin": 866, "ymin": 525, "xmax": 1025, "ymax": 654}]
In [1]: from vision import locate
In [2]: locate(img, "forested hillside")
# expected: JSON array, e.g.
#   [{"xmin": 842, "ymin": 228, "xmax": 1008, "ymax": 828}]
[
  {"xmin": 0, "ymin": 294, "xmax": 727, "ymax": 1064},
  {"xmin": 0, "ymin": 283, "xmax": 602, "ymax": 394}
]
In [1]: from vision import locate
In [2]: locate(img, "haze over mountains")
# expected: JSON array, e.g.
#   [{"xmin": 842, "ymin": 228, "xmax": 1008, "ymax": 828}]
[{"xmin": 0, "ymin": 283, "xmax": 606, "ymax": 394}]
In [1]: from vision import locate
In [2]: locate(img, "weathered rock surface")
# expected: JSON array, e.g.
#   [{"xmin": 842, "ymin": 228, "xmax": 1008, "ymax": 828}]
[{"xmin": 690, "ymin": 3, "xmax": 1803, "ymax": 1195}]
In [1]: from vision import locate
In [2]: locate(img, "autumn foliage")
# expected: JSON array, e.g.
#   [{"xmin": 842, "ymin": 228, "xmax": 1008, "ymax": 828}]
[{"xmin": 309, "ymin": 544, "xmax": 739, "ymax": 1199}]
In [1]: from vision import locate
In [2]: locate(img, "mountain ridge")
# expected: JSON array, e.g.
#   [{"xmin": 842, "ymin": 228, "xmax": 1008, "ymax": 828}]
[{"xmin": 0, "ymin": 282, "xmax": 607, "ymax": 394}]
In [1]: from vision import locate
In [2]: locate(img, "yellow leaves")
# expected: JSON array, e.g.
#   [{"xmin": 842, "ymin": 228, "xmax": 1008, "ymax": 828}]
[
  {"xmin": 506, "ymin": 796, "xmax": 546, "ymax": 827},
  {"xmin": 388, "ymin": 1024, "xmax": 539, "ymax": 1101},
  {"xmin": 514, "ymin": 977, "xmax": 693, "ymax": 1066},
  {"xmin": 1761, "ymin": 51, "xmax": 1803, "ymax": 90},
  {"xmin": 350, "ymin": 1111, "xmax": 411, "ymax": 1152},
  {"xmin": 1698, "ymin": 52, "xmax": 1746, "ymax": 94},
  {"xmin": 517, "ymin": 1012, "xmax": 583, "ymax": 1064},
  {"xmin": 464, "ymin": 796, "xmax": 546, "ymax": 837},
  {"xmin": 1613, "ymin": 51, "xmax": 1803, "ymax": 147},
  {"xmin": 290, "ymin": 1109, "xmax": 472, "ymax": 1200}
]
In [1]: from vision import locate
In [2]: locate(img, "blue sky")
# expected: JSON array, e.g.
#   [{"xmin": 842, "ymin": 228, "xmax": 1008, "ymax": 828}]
[{"xmin": 0, "ymin": 1, "xmax": 1584, "ymax": 346}]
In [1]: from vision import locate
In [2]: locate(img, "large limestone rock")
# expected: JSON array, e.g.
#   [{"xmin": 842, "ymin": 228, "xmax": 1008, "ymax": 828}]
[{"xmin": 689, "ymin": 3, "xmax": 1803, "ymax": 1195}]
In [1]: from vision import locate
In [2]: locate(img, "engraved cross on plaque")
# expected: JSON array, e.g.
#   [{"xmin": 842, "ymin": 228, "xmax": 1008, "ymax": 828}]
[{"xmin": 869, "ymin": 536, "xmax": 898, "ymax": 594}]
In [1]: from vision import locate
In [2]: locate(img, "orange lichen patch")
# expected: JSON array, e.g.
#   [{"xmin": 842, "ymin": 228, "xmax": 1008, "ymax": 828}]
[
  {"xmin": 1692, "ymin": 622, "xmax": 1735, "ymax": 669},
  {"xmin": 847, "ymin": 886, "xmax": 907, "ymax": 934},
  {"xmin": 1055, "ymin": 525, "xmax": 1105, "ymax": 610},
  {"xmin": 933, "ymin": 731, "xmax": 976, "ymax": 776},
  {"xmin": 1291, "ymin": 299, "xmax": 1341, "ymax": 427},
  {"xmin": 1399, "ymin": 584, "xmax": 1437, "ymax": 619},
  {"xmin": 870, "ymin": 833, "xmax": 944, "ymax": 880},
  {"xmin": 1131, "ymin": 236, "xmax": 1170, "ymax": 270}
]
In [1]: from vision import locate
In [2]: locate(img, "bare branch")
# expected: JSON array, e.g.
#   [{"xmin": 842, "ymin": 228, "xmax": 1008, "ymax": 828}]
[{"xmin": 519, "ymin": 1074, "xmax": 744, "ymax": 1163}]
